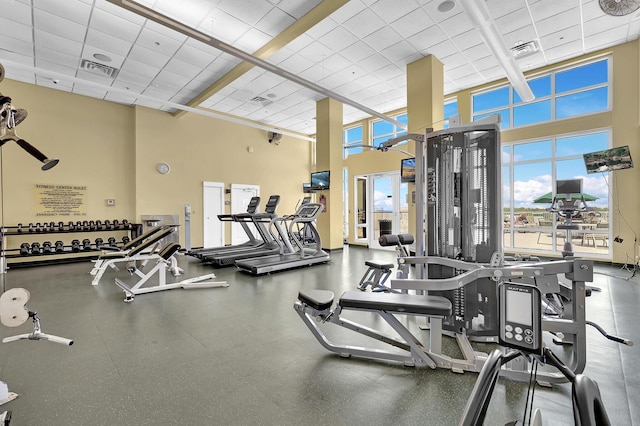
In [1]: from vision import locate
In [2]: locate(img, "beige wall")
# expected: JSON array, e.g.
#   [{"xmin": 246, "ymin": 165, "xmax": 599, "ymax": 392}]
[
  {"xmin": 342, "ymin": 40, "xmax": 640, "ymax": 264},
  {"xmin": 1, "ymin": 79, "xmax": 312, "ymax": 249}
]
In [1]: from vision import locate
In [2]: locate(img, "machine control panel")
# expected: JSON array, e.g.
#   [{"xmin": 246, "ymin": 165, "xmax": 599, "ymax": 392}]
[
  {"xmin": 296, "ymin": 203, "xmax": 322, "ymax": 219},
  {"xmin": 498, "ymin": 282, "xmax": 543, "ymax": 356}
]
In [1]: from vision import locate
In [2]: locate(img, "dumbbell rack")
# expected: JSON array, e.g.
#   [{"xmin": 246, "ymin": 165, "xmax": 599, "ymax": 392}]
[{"xmin": 0, "ymin": 220, "xmax": 142, "ymax": 268}]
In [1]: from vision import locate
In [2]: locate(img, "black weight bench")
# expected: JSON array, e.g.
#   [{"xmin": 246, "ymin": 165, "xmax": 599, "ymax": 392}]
[
  {"xmin": 298, "ymin": 289, "xmax": 452, "ymax": 317},
  {"xmin": 295, "ymin": 289, "xmax": 458, "ymax": 368}
]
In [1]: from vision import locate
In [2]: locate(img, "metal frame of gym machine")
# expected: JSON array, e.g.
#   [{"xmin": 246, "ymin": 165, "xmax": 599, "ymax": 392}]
[{"xmin": 295, "ymin": 121, "xmax": 592, "ymax": 384}]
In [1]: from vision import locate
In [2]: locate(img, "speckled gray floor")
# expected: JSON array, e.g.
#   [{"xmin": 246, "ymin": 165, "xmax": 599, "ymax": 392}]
[{"xmin": 0, "ymin": 246, "xmax": 637, "ymax": 425}]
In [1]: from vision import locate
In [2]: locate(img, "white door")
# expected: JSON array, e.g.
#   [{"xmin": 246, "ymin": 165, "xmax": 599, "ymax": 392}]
[
  {"xmin": 231, "ymin": 184, "xmax": 260, "ymax": 245},
  {"xmin": 203, "ymin": 182, "xmax": 225, "ymax": 248},
  {"xmin": 368, "ymin": 172, "xmax": 408, "ymax": 250}
]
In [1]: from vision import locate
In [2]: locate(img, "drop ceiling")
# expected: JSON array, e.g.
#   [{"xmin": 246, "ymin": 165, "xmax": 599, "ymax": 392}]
[{"xmin": 1, "ymin": 0, "xmax": 638, "ymax": 137}]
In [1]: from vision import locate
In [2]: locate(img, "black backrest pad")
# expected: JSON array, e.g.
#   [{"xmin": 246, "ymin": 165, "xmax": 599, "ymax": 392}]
[
  {"xmin": 159, "ymin": 242, "xmax": 182, "ymax": 260},
  {"xmin": 339, "ymin": 291, "xmax": 452, "ymax": 316},
  {"xmin": 265, "ymin": 195, "xmax": 280, "ymax": 214},
  {"xmin": 298, "ymin": 289, "xmax": 334, "ymax": 311}
]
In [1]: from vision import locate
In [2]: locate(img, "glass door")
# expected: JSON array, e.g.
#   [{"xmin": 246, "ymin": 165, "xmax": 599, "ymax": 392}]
[{"xmin": 368, "ymin": 172, "xmax": 408, "ymax": 250}]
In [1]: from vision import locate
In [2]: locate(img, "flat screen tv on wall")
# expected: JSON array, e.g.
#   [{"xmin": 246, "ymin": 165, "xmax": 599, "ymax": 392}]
[
  {"xmin": 310, "ymin": 170, "xmax": 330, "ymax": 190},
  {"xmin": 583, "ymin": 145, "xmax": 634, "ymax": 174},
  {"xmin": 401, "ymin": 157, "xmax": 416, "ymax": 182}
]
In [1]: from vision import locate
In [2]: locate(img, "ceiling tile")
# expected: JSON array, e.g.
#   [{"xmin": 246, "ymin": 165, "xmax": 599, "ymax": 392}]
[
  {"xmin": 370, "ymin": 0, "xmax": 420, "ymax": 24},
  {"xmin": 34, "ymin": 29, "xmax": 83, "ymax": 57},
  {"xmin": 344, "ymin": 8, "xmax": 387, "ymax": 38},
  {"xmin": 379, "ymin": 40, "xmax": 421, "ymax": 64},
  {"xmin": 329, "ymin": 0, "xmax": 367, "ymax": 23},
  {"xmin": 128, "ymin": 44, "xmax": 171, "ymax": 69},
  {"xmin": 0, "ymin": 34, "xmax": 33, "ymax": 57},
  {"xmin": 319, "ymin": 26, "xmax": 360, "ymax": 51},
  {"xmin": 340, "ymin": 40, "xmax": 378, "ymax": 63},
  {"xmin": 406, "ymin": 25, "xmax": 447, "ymax": 51},
  {"xmin": 33, "ymin": 0, "xmax": 92, "ymax": 26},
  {"xmin": 33, "ymin": 8, "xmax": 87, "ymax": 41},
  {"xmin": 363, "ymin": 26, "xmax": 403, "ymax": 52},
  {"xmin": 85, "ymin": 29, "xmax": 134, "ymax": 58},
  {"xmin": 306, "ymin": 17, "xmax": 339, "ymax": 40},
  {"xmin": 0, "ymin": 0, "xmax": 32, "ymax": 25},
  {"xmin": 390, "ymin": 7, "xmax": 434, "ymax": 39},
  {"xmin": 0, "ymin": 16, "xmax": 33, "ymax": 43},
  {"xmin": 153, "ymin": 0, "xmax": 218, "ymax": 28},
  {"xmin": 235, "ymin": 28, "xmax": 273, "ymax": 53},
  {"xmin": 90, "ymin": 8, "xmax": 143, "ymax": 43},
  {"xmin": 254, "ymin": 7, "xmax": 297, "ymax": 37},
  {"xmin": 277, "ymin": 0, "xmax": 322, "ymax": 19},
  {"xmin": 196, "ymin": 8, "xmax": 251, "ymax": 45}
]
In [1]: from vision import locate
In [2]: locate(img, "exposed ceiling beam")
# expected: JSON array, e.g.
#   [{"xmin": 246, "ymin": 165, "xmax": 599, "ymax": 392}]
[
  {"xmin": 175, "ymin": 0, "xmax": 349, "ymax": 118},
  {"xmin": 1, "ymin": 60, "xmax": 315, "ymax": 141},
  {"xmin": 107, "ymin": 0, "xmax": 408, "ymax": 130}
]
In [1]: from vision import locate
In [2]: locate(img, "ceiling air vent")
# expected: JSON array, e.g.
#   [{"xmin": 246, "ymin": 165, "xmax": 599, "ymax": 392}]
[
  {"xmin": 250, "ymin": 96, "xmax": 273, "ymax": 107},
  {"xmin": 510, "ymin": 41, "xmax": 539, "ymax": 59},
  {"xmin": 80, "ymin": 59, "xmax": 119, "ymax": 78}
]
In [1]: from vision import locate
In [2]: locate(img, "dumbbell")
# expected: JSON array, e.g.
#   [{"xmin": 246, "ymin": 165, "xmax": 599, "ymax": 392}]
[
  {"xmin": 76, "ymin": 221, "xmax": 82, "ymax": 230},
  {"xmin": 49, "ymin": 221, "xmax": 56, "ymax": 230},
  {"xmin": 89, "ymin": 220, "xmax": 96, "ymax": 230},
  {"xmin": 31, "ymin": 242, "xmax": 41, "ymax": 255},
  {"xmin": 42, "ymin": 241, "xmax": 53, "ymax": 254},
  {"xmin": 95, "ymin": 237, "xmax": 104, "ymax": 249},
  {"xmin": 68, "ymin": 221, "xmax": 76, "ymax": 231},
  {"xmin": 55, "ymin": 241, "xmax": 65, "ymax": 252},
  {"xmin": 95, "ymin": 220, "xmax": 103, "ymax": 230},
  {"xmin": 104, "ymin": 220, "xmax": 112, "ymax": 230},
  {"xmin": 113, "ymin": 220, "xmax": 120, "ymax": 229},
  {"xmin": 19, "ymin": 242, "xmax": 30, "ymax": 255},
  {"xmin": 82, "ymin": 220, "xmax": 89, "ymax": 230},
  {"xmin": 107, "ymin": 237, "xmax": 117, "ymax": 247},
  {"xmin": 17, "ymin": 223, "xmax": 22, "ymax": 233},
  {"xmin": 35, "ymin": 222, "xmax": 42, "ymax": 232},
  {"xmin": 122, "ymin": 219, "xmax": 130, "ymax": 229},
  {"xmin": 71, "ymin": 239, "xmax": 80, "ymax": 253},
  {"xmin": 122, "ymin": 236, "xmax": 130, "ymax": 245},
  {"xmin": 58, "ymin": 221, "xmax": 65, "ymax": 231},
  {"xmin": 82, "ymin": 238, "xmax": 92, "ymax": 251}
]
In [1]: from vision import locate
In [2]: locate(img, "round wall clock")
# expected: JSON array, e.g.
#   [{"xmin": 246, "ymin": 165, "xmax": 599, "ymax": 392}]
[{"xmin": 156, "ymin": 163, "xmax": 170, "ymax": 174}]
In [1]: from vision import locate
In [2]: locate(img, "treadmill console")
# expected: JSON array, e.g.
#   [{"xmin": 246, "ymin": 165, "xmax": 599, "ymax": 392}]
[
  {"xmin": 296, "ymin": 203, "xmax": 321, "ymax": 219},
  {"xmin": 498, "ymin": 282, "xmax": 543, "ymax": 356}
]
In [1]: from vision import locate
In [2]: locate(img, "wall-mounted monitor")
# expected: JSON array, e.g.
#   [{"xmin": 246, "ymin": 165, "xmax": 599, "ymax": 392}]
[
  {"xmin": 583, "ymin": 145, "xmax": 634, "ymax": 174},
  {"xmin": 401, "ymin": 157, "xmax": 416, "ymax": 182},
  {"xmin": 302, "ymin": 182, "xmax": 314, "ymax": 193},
  {"xmin": 310, "ymin": 170, "xmax": 330, "ymax": 190},
  {"xmin": 556, "ymin": 178, "xmax": 582, "ymax": 196}
]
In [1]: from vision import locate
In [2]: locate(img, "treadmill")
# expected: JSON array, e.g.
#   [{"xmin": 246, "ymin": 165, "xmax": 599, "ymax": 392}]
[
  {"xmin": 201, "ymin": 195, "xmax": 282, "ymax": 266},
  {"xmin": 235, "ymin": 202, "xmax": 330, "ymax": 275},
  {"xmin": 188, "ymin": 196, "xmax": 261, "ymax": 259}
]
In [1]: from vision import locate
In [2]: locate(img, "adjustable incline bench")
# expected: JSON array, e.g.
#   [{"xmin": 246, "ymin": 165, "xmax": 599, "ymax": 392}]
[
  {"xmin": 114, "ymin": 242, "xmax": 227, "ymax": 303},
  {"xmin": 296, "ymin": 289, "xmax": 453, "ymax": 367},
  {"xmin": 90, "ymin": 226, "xmax": 179, "ymax": 286}
]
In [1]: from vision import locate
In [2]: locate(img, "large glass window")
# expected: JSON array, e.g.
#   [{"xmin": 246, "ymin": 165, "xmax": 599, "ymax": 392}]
[
  {"xmin": 473, "ymin": 58, "xmax": 609, "ymax": 129},
  {"xmin": 444, "ymin": 99, "xmax": 458, "ymax": 128},
  {"xmin": 371, "ymin": 113, "xmax": 407, "ymax": 147},
  {"xmin": 503, "ymin": 130, "xmax": 611, "ymax": 258},
  {"xmin": 343, "ymin": 125, "xmax": 363, "ymax": 158}
]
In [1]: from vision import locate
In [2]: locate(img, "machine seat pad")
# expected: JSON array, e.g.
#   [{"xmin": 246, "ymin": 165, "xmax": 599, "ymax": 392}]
[
  {"xmin": 298, "ymin": 290, "xmax": 334, "ymax": 311},
  {"xmin": 339, "ymin": 291, "xmax": 452, "ymax": 316},
  {"xmin": 364, "ymin": 260, "xmax": 394, "ymax": 270}
]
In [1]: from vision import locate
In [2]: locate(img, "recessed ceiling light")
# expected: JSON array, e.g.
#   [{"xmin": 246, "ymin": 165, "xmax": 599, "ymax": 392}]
[
  {"xmin": 93, "ymin": 53, "xmax": 112, "ymax": 62},
  {"xmin": 266, "ymin": 93, "xmax": 276, "ymax": 98},
  {"xmin": 437, "ymin": 0, "xmax": 456, "ymax": 12}
]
